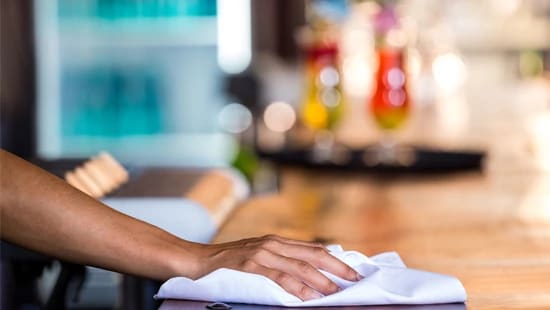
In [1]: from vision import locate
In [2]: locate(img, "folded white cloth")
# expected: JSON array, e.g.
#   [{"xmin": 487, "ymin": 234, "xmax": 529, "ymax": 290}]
[{"xmin": 155, "ymin": 245, "xmax": 467, "ymax": 307}]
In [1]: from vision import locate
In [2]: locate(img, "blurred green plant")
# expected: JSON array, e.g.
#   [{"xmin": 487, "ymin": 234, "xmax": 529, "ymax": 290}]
[{"xmin": 231, "ymin": 144, "xmax": 259, "ymax": 182}]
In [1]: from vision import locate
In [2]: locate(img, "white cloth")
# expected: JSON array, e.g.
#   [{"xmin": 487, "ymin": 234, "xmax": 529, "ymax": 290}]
[{"xmin": 155, "ymin": 245, "xmax": 467, "ymax": 307}]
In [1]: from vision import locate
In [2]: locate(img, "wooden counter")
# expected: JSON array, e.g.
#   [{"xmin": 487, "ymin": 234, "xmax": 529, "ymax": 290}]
[{"xmin": 212, "ymin": 168, "xmax": 550, "ymax": 310}]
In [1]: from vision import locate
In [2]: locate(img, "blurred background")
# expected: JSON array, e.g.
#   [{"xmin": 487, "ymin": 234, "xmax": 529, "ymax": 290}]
[
  {"xmin": 1, "ymin": 1, "xmax": 550, "ymax": 309},
  {"xmin": 2, "ymin": 0, "xmax": 550, "ymax": 174}
]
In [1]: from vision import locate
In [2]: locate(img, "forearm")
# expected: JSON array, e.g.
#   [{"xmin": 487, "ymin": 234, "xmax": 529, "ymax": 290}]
[
  {"xmin": 0, "ymin": 150, "xmax": 201, "ymax": 281},
  {"xmin": 0, "ymin": 150, "xmax": 362, "ymax": 301}
]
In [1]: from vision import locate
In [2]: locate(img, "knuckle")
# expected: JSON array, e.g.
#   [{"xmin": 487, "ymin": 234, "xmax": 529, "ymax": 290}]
[
  {"xmin": 251, "ymin": 248, "xmax": 269, "ymax": 260},
  {"xmin": 260, "ymin": 234, "xmax": 280, "ymax": 242},
  {"xmin": 295, "ymin": 261, "xmax": 313, "ymax": 274},
  {"xmin": 312, "ymin": 246, "xmax": 326, "ymax": 256},
  {"xmin": 261, "ymin": 239, "xmax": 280, "ymax": 250},
  {"xmin": 274, "ymin": 271, "xmax": 292, "ymax": 284},
  {"xmin": 241, "ymin": 239, "xmax": 255, "ymax": 248},
  {"xmin": 324, "ymin": 280, "xmax": 339, "ymax": 293},
  {"xmin": 263, "ymin": 234, "xmax": 278, "ymax": 240},
  {"xmin": 311, "ymin": 274, "xmax": 336, "ymax": 294},
  {"xmin": 312, "ymin": 242, "xmax": 324, "ymax": 248},
  {"xmin": 240, "ymin": 258, "xmax": 257, "ymax": 271},
  {"xmin": 299, "ymin": 285, "xmax": 313, "ymax": 300}
]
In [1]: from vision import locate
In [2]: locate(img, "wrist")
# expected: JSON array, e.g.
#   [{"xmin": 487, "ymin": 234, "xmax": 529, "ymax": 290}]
[{"xmin": 166, "ymin": 239, "xmax": 207, "ymax": 280}]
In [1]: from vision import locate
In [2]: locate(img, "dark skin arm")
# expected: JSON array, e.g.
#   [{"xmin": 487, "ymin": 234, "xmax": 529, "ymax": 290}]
[{"xmin": 0, "ymin": 150, "xmax": 360, "ymax": 300}]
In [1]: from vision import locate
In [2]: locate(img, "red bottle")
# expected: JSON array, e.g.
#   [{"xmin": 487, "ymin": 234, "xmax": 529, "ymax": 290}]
[
  {"xmin": 368, "ymin": 4, "xmax": 411, "ymax": 130},
  {"xmin": 370, "ymin": 48, "xmax": 410, "ymax": 130}
]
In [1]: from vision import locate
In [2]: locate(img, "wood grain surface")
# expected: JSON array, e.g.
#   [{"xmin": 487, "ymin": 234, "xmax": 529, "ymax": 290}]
[{"xmin": 213, "ymin": 168, "xmax": 550, "ymax": 310}]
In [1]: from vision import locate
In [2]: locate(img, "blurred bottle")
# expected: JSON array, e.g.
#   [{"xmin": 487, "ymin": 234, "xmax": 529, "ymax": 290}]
[
  {"xmin": 369, "ymin": 2, "xmax": 411, "ymax": 131},
  {"xmin": 299, "ymin": 1, "xmax": 347, "ymax": 133},
  {"xmin": 361, "ymin": 1, "xmax": 417, "ymax": 166},
  {"xmin": 301, "ymin": 43, "xmax": 345, "ymax": 131},
  {"xmin": 297, "ymin": 0, "xmax": 348, "ymax": 162}
]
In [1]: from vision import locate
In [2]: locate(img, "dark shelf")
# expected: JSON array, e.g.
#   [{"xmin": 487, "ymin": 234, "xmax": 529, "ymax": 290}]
[{"xmin": 258, "ymin": 146, "xmax": 485, "ymax": 174}]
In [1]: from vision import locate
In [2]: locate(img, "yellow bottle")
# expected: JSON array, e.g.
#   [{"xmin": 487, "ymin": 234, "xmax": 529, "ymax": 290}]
[{"xmin": 300, "ymin": 43, "xmax": 345, "ymax": 132}]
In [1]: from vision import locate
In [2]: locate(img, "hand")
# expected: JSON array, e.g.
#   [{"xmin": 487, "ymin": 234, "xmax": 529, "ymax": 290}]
[{"xmin": 192, "ymin": 235, "xmax": 362, "ymax": 301}]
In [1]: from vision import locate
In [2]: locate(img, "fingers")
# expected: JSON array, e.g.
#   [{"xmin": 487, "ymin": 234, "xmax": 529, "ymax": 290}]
[
  {"xmin": 241, "ymin": 260, "xmax": 323, "ymax": 301},
  {"xmin": 259, "ymin": 238, "xmax": 362, "ymax": 282},
  {"xmin": 202, "ymin": 235, "xmax": 362, "ymax": 301},
  {"xmin": 262, "ymin": 252, "xmax": 340, "ymax": 296},
  {"xmin": 304, "ymin": 247, "xmax": 362, "ymax": 282}
]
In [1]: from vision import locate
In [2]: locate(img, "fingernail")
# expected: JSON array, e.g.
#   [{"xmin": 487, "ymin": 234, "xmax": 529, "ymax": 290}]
[
  {"xmin": 355, "ymin": 273, "xmax": 364, "ymax": 281},
  {"xmin": 328, "ymin": 284, "xmax": 341, "ymax": 294},
  {"xmin": 305, "ymin": 290, "xmax": 324, "ymax": 300}
]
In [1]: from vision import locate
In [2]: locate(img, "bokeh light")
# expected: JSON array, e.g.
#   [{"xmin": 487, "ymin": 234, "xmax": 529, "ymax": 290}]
[
  {"xmin": 217, "ymin": 0, "xmax": 251, "ymax": 74},
  {"xmin": 386, "ymin": 68, "xmax": 406, "ymax": 89},
  {"xmin": 321, "ymin": 88, "xmax": 342, "ymax": 108},
  {"xmin": 319, "ymin": 66, "xmax": 340, "ymax": 87},
  {"xmin": 490, "ymin": 0, "xmax": 522, "ymax": 16},
  {"xmin": 388, "ymin": 89, "xmax": 406, "ymax": 107},
  {"xmin": 432, "ymin": 52, "xmax": 467, "ymax": 94},
  {"xmin": 263, "ymin": 101, "xmax": 296, "ymax": 133},
  {"xmin": 218, "ymin": 103, "xmax": 252, "ymax": 134},
  {"xmin": 342, "ymin": 56, "xmax": 374, "ymax": 98}
]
